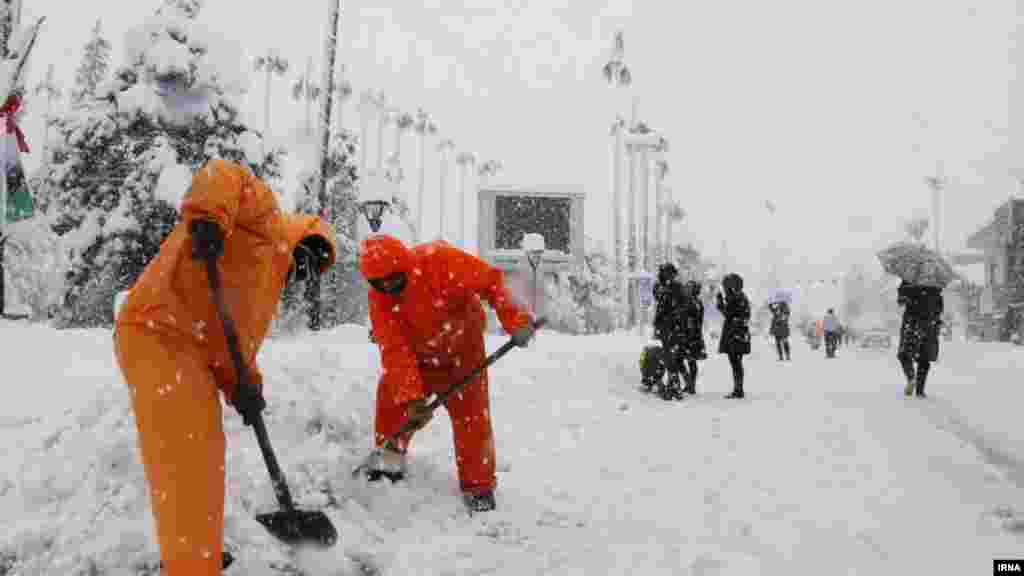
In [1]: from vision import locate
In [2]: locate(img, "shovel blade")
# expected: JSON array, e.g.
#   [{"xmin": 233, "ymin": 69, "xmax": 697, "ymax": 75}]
[{"xmin": 255, "ymin": 509, "xmax": 338, "ymax": 547}]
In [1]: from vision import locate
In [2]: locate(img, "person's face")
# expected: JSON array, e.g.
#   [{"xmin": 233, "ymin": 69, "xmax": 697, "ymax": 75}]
[
  {"xmin": 368, "ymin": 272, "xmax": 408, "ymax": 296},
  {"xmin": 287, "ymin": 244, "xmax": 319, "ymax": 286}
]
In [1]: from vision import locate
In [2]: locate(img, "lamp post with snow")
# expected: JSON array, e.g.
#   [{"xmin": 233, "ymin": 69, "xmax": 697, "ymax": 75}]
[
  {"xmin": 357, "ymin": 171, "xmax": 396, "ymax": 235},
  {"xmin": 522, "ymin": 232, "xmax": 545, "ymax": 316}
]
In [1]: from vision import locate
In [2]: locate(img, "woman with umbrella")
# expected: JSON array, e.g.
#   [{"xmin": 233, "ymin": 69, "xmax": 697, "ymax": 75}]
[
  {"xmin": 897, "ymin": 281, "xmax": 944, "ymax": 397},
  {"xmin": 878, "ymin": 242, "xmax": 952, "ymax": 398}
]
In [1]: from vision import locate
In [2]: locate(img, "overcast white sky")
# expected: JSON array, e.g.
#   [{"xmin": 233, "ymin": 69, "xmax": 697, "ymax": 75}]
[{"xmin": 16, "ymin": 0, "xmax": 1022, "ymax": 286}]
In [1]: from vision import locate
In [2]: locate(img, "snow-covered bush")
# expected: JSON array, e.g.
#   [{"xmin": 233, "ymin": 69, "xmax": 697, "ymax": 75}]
[
  {"xmin": 542, "ymin": 271, "xmax": 584, "ymax": 334},
  {"xmin": 42, "ymin": 0, "xmax": 281, "ymax": 328},
  {"xmin": 3, "ymin": 214, "xmax": 69, "ymax": 320},
  {"xmin": 565, "ymin": 238, "xmax": 625, "ymax": 333}
]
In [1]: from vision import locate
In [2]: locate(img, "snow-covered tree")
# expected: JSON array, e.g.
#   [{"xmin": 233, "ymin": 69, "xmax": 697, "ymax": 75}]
[
  {"xmin": 43, "ymin": 0, "xmax": 281, "ymax": 327},
  {"xmin": 274, "ymin": 128, "xmax": 361, "ymax": 332},
  {"xmin": 71, "ymin": 19, "xmax": 111, "ymax": 107},
  {"xmin": 565, "ymin": 237, "xmax": 626, "ymax": 333}
]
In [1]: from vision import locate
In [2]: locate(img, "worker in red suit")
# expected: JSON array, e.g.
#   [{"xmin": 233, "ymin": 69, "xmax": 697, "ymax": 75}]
[{"xmin": 358, "ymin": 234, "xmax": 535, "ymax": 512}]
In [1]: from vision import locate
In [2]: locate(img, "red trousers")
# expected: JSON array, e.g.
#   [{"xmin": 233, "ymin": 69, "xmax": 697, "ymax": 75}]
[{"xmin": 375, "ymin": 332, "xmax": 496, "ymax": 495}]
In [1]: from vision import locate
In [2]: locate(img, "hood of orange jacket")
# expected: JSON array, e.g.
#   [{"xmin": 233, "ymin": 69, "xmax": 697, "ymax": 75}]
[{"xmin": 116, "ymin": 159, "xmax": 337, "ymax": 401}]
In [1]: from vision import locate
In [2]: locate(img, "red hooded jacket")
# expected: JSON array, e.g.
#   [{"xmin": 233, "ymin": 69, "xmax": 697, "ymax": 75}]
[{"xmin": 360, "ymin": 236, "xmax": 531, "ymax": 405}]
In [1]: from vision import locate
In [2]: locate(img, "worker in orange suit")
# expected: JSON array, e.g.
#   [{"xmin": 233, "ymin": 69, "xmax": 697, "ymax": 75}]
[
  {"xmin": 113, "ymin": 159, "xmax": 336, "ymax": 575},
  {"xmin": 358, "ymin": 234, "xmax": 535, "ymax": 512}
]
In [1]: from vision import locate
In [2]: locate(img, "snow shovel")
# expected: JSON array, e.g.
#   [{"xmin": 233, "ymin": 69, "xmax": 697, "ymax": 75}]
[
  {"xmin": 352, "ymin": 317, "xmax": 546, "ymax": 478},
  {"xmin": 204, "ymin": 255, "xmax": 338, "ymax": 548}
]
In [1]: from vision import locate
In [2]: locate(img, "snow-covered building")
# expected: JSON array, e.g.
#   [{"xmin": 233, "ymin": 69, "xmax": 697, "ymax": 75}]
[{"xmin": 966, "ymin": 197, "xmax": 1024, "ymax": 341}]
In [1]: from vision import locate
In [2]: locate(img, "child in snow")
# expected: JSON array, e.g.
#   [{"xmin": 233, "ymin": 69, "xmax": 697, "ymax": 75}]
[
  {"xmin": 114, "ymin": 160, "xmax": 337, "ymax": 575},
  {"xmin": 897, "ymin": 280, "xmax": 944, "ymax": 397},
  {"xmin": 768, "ymin": 300, "xmax": 791, "ymax": 361},
  {"xmin": 358, "ymin": 234, "xmax": 535, "ymax": 512},
  {"xmin": 716, "ymin": 273, "xmax": 751, "ymax": 399}
]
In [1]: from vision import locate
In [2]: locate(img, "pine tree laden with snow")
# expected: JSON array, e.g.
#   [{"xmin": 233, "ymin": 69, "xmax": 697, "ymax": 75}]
[
  {"xmin": 42, "ymin": 0, "xmax": 280, "ymax": 328},
  {"xmin": 70, "ymin": 19, "xmax": 111, "ymax": 108}
]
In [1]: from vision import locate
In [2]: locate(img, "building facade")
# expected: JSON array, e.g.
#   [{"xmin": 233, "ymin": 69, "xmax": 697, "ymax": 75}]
[{"xmin": 966, "ymin": 198, "xmax": 1024, "ymax": 341}]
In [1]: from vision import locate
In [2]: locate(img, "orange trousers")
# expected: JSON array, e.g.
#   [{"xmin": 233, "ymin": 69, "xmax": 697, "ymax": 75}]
[
  {"xmin": 114, "ymin": 325, "xmax": 226, "ymax": 575},
  {"xmin": 375, "ymin": 333, "xmax": 496, "ymax": 495}
]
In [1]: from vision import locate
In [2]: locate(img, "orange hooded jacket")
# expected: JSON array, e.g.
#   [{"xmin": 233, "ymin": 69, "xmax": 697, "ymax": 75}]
[
  {"xmin": 116, "ymin": 159, "xmax": 337, "ymax": 402},
  {"xmin": 360, "ymin": 236, "xmax": 531, "ymax": 406}
]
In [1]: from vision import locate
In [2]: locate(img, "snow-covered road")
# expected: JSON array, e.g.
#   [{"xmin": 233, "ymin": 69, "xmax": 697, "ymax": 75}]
[{"xmin": 1, "ymin": 322, "xmax": 1022, "ymax": 574}]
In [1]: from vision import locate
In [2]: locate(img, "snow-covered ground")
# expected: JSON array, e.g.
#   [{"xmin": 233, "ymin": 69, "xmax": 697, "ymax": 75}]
[{"xmin": 0, "ymin": 321, "xmax": 1022, "ymax": 575}]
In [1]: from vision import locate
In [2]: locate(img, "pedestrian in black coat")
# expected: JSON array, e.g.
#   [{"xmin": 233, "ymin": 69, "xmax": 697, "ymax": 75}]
[
  {"xmin": 652, "ymin": 263, "xmax": 686, "ymax": 400},
  {"xmin": 716, "ymin": 273, "xmax": 751, "ymax": 399},
  {"xmin": 768, "ymin": 300, "xmax": 791, "ymax": 361},
  {"xmin": 897, "ymin": 280, "xmax": 944, "ymax": 397},
  {"xmin": 679, "ymin": 280, "xmax": 707, "ymax": 394}
]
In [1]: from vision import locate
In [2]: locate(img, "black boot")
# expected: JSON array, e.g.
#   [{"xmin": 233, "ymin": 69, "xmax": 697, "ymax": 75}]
[
  {"xmin": 683, "ymin": 362, "xmax": 697, "ymax": 394},
  {"xmin": 365, "ymin": 469, "xmax": 406, "ymax": 483},
  {"xmin": 899, "ymin": 354, "xmax": 915, "ymax": 396},
  {"xmin": 915, "ymin": 362, "xmax": 930, "ymax": 398},
  {"xmin": 726, "ymin": 357, "xmax": 744, "ymax": 398},
  {"xmin": 464, "ymin": 490, "xmax": 496, "ymax": 512},
  {"xmin": 783, "ymin": 341, "xmax": 791, "ymax": 361},
  {"xmin": 725, "ymin": 372, "xmax": 744, "ymax": 399},
  {"xmin": 661, "ymin": 373, "xmax": 682, "ymax": 400}
]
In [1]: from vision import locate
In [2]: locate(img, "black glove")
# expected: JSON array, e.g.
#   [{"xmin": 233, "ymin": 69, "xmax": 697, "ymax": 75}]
[
  {"xmin": 404, "ymin": 397, "xmax": 433, "ymax": 432},
  {"xmin": 511, "ymin": 324, "xmax": 535, "ymax": 347},
  {"xmin": 233, "ymin": 375, "xmax": 266, "ymax": 427},
  {"xmin": 190, "ymin": 219, "xmax": 224, "ymax": 261}
]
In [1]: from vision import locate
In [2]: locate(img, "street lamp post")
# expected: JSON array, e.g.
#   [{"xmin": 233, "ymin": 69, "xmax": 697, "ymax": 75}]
[
  {"xmin": 522, "ymin": 232, "xmax": 545, "ymax": 316},
  {"xmin": 358, "ymin": 200, "xmax": 390, "ymax": 233}
]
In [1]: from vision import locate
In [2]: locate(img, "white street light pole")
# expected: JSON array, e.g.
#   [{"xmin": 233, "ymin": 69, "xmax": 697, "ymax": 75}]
[
  {"xmin": 456, "ymin": 152, "xmax": 475, "ymax": 249},
  {"xmin": 437, "ymin": 139, "xmax": 453, "ymax": 240},
  {"xmin": 522, "ymin": 232, "xmax": 546, "ymax": 316},
  {"xmin": 611, "ymin": 119, "xmax": 624, "ymax": 294}
]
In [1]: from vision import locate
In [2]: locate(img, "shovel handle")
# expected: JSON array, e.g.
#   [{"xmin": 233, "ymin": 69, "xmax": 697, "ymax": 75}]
[
  {"xmin": 382, "ymin": 317, "xmax": 546, "ymax": 451},
  {"xmin": 205, "ymin": 255, "xmax": 295, "ymax": 512}
]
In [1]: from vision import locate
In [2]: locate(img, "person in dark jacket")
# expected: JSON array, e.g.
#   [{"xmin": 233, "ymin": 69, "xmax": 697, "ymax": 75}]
[
  {"xmin": 768, "ymin": 300, "xmax": 792, "ymax": 361},
  {"xmin": 897, "ymin": 280, "xmax": 944, "ymax": 397},
  {"xmin": 652, "ymin": 263, "xmax": 686, "ymax": 400},
  {"xmin": 716, "ymin": 273, "xmax": 751, "ymax": 399},
  {"xmin": 679, "ymin": 280, "xmax": 707, "ymax": 394},
  {"xmin": 823, "ymin": 308, "xmax": 840, "ymax": 358}
]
